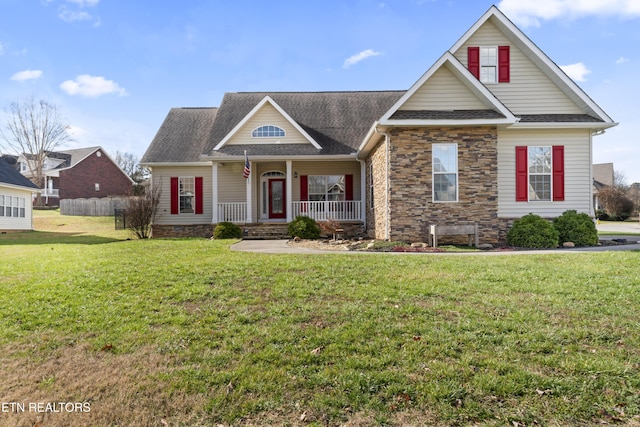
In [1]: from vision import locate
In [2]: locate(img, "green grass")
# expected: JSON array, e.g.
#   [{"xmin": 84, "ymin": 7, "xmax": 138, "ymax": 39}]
[{"xmin": 1, "ymin": 212, "xmax": 639, "ymax": 426}]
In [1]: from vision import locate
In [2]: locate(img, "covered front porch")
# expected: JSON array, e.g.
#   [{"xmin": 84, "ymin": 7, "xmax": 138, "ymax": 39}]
[{"xmin": 211, "ymin": 159, "xmax": 365, "ymax": 225}]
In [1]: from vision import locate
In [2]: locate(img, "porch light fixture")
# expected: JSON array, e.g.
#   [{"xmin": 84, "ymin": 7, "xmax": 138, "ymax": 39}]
[{"xmin": 294, "ymin": 172, "xmax": 298, "ymax": 178}]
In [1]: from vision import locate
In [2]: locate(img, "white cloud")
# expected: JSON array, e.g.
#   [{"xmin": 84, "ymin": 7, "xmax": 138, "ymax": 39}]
[
  {"xmin": 66, "ymin": 0, "xmax": 100, "ymax": 6},
  {"xmin": 616, "ymin": 56, "xmax": 629, "ymax": 64},
  {"xmin": 60, "ymin": 74, "xmax": 128, "ymax": 97},
  {"xmin": 58, "ymin": 9, "xmax": 92, "ymax": 22},
  {"xmin": 10, "ymin": 69, "xmax": 44, "ymax": 82},
  {"xmin": 343, "ymin": 49, "xmax": 382, "ymax": 69},
  {"xmin": 560, "ymin": 62, "xmax": 591, "ymax": 82},
  {"xmin": 498, "ymin": 0, "xmax": 640, "ymax": 27}
]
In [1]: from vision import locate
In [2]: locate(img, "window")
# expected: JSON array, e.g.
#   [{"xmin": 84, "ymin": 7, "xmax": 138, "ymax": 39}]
[
  {"xmin": 19, "ymin": 197, "xmax": 25, "ymax": 218},
  {"xmin": 468, "ymin": 46, "xmax": 510, "ymax": 83},
  {"xmin": 5, "ymin": 196, "xmax": 12, "ymax": 217},
  {"xmin": 170, "ymin": 177, "xmax": 203, "ymax": 215},
  {"xmin": 95, "ymin": 183, "xmax": 100, "ymax": 192},
  {"xmin": 0, "ymin": 195, "xmax": 4, "ymax": 217},
  {"xmin": 528, "ymin": 147, "xmax": 551, "ymax": 201},
  {"xmin": 179, "ymin": 177, "xmax": 195, "ymax": 213},
  {"xmin": 516, "ymin": 146, "xmax": 564, "ymax": 202},
  {"xmin": 480, "ymin": 47, "xmax": 497, "ymax": 83},
  {"xmin": 252, "ymin": 125, "xmax": 285, "ymax": 138},
  {"xmin": 308, "ymin": 176, "xmax": 345, "ymax": 202},
  {"xmin": 433, "ymin": 144, "xmax": 458, "ymax": 202}
]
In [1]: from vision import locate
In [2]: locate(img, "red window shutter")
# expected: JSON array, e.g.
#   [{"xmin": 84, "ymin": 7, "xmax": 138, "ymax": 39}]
[
  {"xmin": 468, "ymin": 47, "xmax": 480, "ymax": 79},
  {"xmin": 552, "ymin": 146, "xmax": 565, "ymax": 201},
  {"xmin": 300, "ymin": 175, "xmax": 308, "ymax": 213},
  {"xmin": 195, "ymin": 177, "xmax": 204, "ymax": 214},
  {"xmin": 345, "ymin": 175, "xmax": 353, "ymax": 201},
  {"xmin": 170, "ymin": 177, "xmax": 179, "ymax": 214},
  {"xmin": 515, "ymin": 146, "xmax": 528, "ymax": 202},
  {"xmin": 498, "ymin": 46, "xmax": 510, "ymax": 83}
]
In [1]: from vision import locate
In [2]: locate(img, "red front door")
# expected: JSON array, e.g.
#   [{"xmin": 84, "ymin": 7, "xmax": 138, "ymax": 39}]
[{"xmin": 268, "ymin": 179, "xmax": 286, "ymax": 219}]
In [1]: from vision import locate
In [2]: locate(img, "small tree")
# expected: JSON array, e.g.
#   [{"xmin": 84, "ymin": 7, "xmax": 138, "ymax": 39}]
[
  {"xmin": 126, "ymin": 183, "xmax": 161, "ymax": 239},
  {"xmin": 115, "ymin": 151, "xmax": 149, "ymax": 195},
  {"xmin": 597, "ymin": 186, "xmax": 634, "ymax": 221}
]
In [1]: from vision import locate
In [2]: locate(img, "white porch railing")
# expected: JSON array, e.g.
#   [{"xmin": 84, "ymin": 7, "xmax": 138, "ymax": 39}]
[
  {"xmin": 292, "ymin": 201, "xmax": 362, "ymax": 222},
  {"xmin": 218, "ymin": 203, "xmax": 247, "ymax": 223},
  {"xmin": 41, "ymin": 188, "xmax": 60, "ymax": 197}
]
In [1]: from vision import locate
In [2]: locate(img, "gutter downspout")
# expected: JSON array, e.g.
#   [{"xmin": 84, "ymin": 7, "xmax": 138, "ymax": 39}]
[{"xmin": 357, "ymin": 159, "xmax": 366, "ymax": 230}]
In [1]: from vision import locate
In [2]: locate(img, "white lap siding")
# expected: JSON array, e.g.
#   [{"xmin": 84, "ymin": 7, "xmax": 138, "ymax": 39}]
[
  {"xmin": 0, "ymin": 186, "xmax": 33, "ymax": 231},
  {"xmin": 497, "ymin": 128, "xmax": 593, "ymax": 218}
]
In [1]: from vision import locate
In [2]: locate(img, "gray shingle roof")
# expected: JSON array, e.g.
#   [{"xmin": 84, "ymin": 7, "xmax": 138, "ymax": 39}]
[
  {"xmin": 142, "ymin": 108, "xmax": 218, "ymax": 163},
  {"xmin": 203, "ymin": 91, "xmax": 405, "ymax": 157},
  {"xmin": 517, "ymin": 114, "xmax": 604, "ymax": 123},
  {"xmin": 0, "ymin": 158, "xmax": 39, "ymax": 189}
]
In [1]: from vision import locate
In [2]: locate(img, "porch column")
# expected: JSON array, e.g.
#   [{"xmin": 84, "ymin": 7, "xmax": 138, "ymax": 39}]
[
  {"xmin": 211, "ymin": 162, "xmax": 218, "ymax": 223},
  {"xmin": 286, "ymin": 160, "xmax": 293, "ymax": 222},
  {"xmin": 359, "ymin": 160, "xmax": 366, "ymax": 227},
  {"xmin": 246, "ymin": 163, "xmax": 253, "ymax": 223}
]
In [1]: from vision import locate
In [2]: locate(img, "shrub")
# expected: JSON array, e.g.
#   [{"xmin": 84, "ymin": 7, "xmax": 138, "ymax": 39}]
[
  {"xmin": 213, "ymin": 222, "xmax": 243, "ymax": 239},
  {"xmin": 506, "ymin": 214, "xmax": 559, "ymax": 249},
  {"xmin": 553, "ymin": 210, "xmax": 598, "ymax": 247},
  {"xmin": 288, "ymin": 216, "xmax": 321, "ymax": 239},
  {"xmin": 126, "ymin": 184, "xmax": 161, "ymax": 239}
]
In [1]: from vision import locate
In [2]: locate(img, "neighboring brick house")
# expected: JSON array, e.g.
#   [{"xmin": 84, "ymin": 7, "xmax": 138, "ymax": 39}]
[
  {"xmin": 141, "ymin": 6, "xmax": 616, "ymax": 243},
  {"xmin": 18, "ymin": 147, "xmax": 133, "ymax": 206}
]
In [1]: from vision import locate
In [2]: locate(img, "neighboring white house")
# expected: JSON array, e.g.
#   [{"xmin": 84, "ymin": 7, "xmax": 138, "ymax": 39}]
[
  {"xmin": 141, "ymin": 5, "xmax": 616, "ymax": 243},
  {"xmin": 0, "ymin": 158, "xmax": 39, "ymax": 231}
]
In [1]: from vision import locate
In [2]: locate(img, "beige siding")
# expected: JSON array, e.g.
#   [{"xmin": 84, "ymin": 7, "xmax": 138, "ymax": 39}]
[
  {"xmin": 453, "ymin": 21, "xmax": 583, "ymax": 115},
  {"xmin": 225, "ymin": 103, "xmax": 310, "ymax": 145},
  {"xmin": 218, "ymin": 162, "xmax": 249, "ymax": 203},
  {"xmin": 0, "ymin": 186, "xmax": 34, "ymax": 231},
  {"xmin": 497, "ymin": 129, "xmax": 592, "ymax": 218},
  {"xmin": 401, "ymin": 66, "xmax": 488, "ymax": 110},
  {"xmin": 151, "ymin": 165, "xmax": 213, "ymax": 225}
]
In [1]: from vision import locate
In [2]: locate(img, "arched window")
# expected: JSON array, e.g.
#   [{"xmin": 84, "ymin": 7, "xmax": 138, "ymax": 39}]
[{"xmin": 252, "ymin": 125, "xmax": 285, "ymax": 138}]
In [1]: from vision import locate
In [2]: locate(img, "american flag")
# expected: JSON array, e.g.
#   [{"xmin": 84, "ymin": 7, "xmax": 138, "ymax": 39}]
[{"xmin": 242, "ymin": 151, "xmax": 250, "ymax": 179}]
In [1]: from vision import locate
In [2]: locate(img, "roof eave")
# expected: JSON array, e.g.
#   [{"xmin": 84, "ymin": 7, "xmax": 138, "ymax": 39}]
[{"xmin": 380, "ymin": 118, "xmax": 517, "ymax": 127}]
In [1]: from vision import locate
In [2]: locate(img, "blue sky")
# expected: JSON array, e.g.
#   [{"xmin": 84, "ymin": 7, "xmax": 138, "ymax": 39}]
[{"xmin": 1, "ymin": 0, "xmax": 639, "ymax": 183}]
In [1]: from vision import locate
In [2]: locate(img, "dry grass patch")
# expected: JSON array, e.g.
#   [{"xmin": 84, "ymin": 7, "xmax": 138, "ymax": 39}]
[{"xmin": 0, "ymin": 341, "xmax": 207, "ymax": 426}]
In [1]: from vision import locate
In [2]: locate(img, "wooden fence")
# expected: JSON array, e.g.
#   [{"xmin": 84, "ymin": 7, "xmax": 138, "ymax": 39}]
[{"xmin": 60, "ymin": 197, "xmax": 131, "ymax": 216}]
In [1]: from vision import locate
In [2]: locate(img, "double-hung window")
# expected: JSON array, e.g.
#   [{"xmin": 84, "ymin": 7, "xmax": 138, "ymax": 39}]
[
  {"xmin": 433, "ymin": 143, "xmax": 458, "ymax": 202},
  {"xmin": 0, "ymin": 195, "xmax": 4, "ymax": 217},
  {"xmin": 528, "ymin": 147, "xmax": 552, "ymax": 201},
  {"xmin": 179, "ymin": 177, "xmax": 195, "ymax": 213},
  {"xmin": 480, "ymin": 47, "xmax": 498, "ymax": 83}
]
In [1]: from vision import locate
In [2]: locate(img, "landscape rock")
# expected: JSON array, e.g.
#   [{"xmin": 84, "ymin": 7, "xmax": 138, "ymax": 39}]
[
  {"xmin": 478, "ymin": 243, "xmax": 494, "ymax": 250},
  {"xmin": 411, "ymin": 242, "xmax": 428, "ymax": 248},
  {"xmin": 562, "ymin": 242, "xmax": 575, "ymax": 248}
]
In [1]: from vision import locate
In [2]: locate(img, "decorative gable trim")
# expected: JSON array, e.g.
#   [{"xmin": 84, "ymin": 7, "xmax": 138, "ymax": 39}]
[
  {"xmin": 450, "ymin": 6, "xmax": 615, "ymax": 125},
  {"xmin": 213, "ymin": 96, "xmax": 322, "ymax": 151},
  {"xmin": 379, "ymin": 52, "xmax": 517, "ymax": 126}
]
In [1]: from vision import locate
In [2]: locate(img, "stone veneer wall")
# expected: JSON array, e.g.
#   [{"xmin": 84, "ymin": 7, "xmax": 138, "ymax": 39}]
[
  {"xmin": 366, "ymin": 140, "xmax": 389, "ymax": 240},
  {"xmin": 152, "ymin": 224, "xmax": 214, "ymax": 238},
  {"xmin": 384, "ymin": 126, "xmax": 501, "ymax": 244}
]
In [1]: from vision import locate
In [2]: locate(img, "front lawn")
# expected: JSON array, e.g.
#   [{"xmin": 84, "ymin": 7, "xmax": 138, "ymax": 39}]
[{"xmin": 1, "ymin": 212, "xmax": 639, "ymax": 426}]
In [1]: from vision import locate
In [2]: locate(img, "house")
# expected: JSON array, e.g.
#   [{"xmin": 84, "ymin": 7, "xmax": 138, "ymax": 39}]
[
  {"xmin": 17, "ymin": 146, "xmax": 134, "ymax": 206},
  {"xmin": 141, "ymin": 5, "xmax": 616, "ymax": 243},
  {"xmin": 592, "ymin": 163, "xmax": 615, "ymax": 211},
  {"xmin": 0, "ymin": 157, "xmax": 39, "ymax": 231}
]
